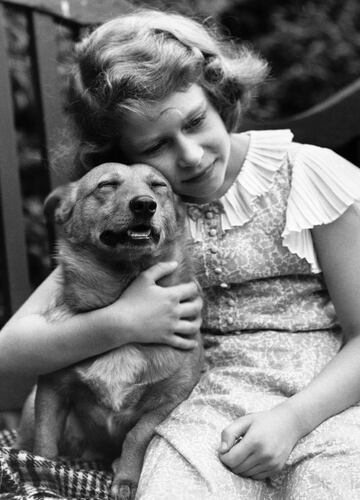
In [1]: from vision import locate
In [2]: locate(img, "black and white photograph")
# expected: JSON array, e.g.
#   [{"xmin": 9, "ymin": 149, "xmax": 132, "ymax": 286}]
[{"xmin": 0, "ymin": 1, "xmax": 360, "ymax": 498}]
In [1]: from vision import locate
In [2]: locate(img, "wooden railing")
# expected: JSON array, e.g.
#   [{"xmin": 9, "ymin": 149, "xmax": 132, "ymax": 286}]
[{"xmin": 0, "ymin": 0, "xmax": 132, "ymax": 324}]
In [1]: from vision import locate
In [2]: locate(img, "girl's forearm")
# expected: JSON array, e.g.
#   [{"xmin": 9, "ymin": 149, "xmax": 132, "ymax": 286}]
[
  {"xmin": 0, "ymin": 306, "xmax": 128, "ymax": 384},
  {"xmin": 0, "ymin": 306, "xmax": 131, "ymax": 409},
  {"xmin": 278, "ymin": 333, "xmax": 360, "ymax": 438}
]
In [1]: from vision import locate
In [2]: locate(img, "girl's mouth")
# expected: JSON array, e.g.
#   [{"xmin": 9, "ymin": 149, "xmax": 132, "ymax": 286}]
[{"xmin": 182, "ymin": 162, "xmax": 214, "ymax": 185}]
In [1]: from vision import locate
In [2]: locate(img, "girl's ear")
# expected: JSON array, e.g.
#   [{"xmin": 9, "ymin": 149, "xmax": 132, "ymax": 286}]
[{"xmin": 43, "ymin": 183, "xmax": 78, "ymax": 225}]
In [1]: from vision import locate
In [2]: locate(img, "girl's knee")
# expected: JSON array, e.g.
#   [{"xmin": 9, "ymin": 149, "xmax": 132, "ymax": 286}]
[{"xmin": 137, "ymin": 436, "xmax": 211, "ymax": 499}]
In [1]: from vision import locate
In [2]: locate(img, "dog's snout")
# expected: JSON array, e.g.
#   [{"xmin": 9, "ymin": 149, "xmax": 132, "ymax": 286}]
[{"xmin": 129, "ymin": 196, "xmax": 157, "ymax": 217}]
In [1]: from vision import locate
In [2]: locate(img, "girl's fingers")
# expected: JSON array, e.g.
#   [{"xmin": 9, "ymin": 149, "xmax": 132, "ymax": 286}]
[
  {"xmin": 219, "ymin": 419, "xmax": 256, "ymax": 472},
  {"xmin": 220, "ymin": 415, "xmax": 252, "ymax": 454},
  {"xmin": 248, "ymin": 468, "xmax": 279, "ymax": 481},
  {"xmin": 169, "ymin": 335, "xmax": 199, "ymax": 350},
  {"xmin": 175, "ymin": 319, "xmax": 202, "ymax": 336},
  {"xmin": 174, "ymin": 282, "xmax": 200, "ymax": 301},
  {"xmin": 178, "ymin": 298, "xmax": 203, "ymax": 319},
  {"xmin": 234, "ymin": 458, "xmax": 281, "ymax": 479},
  {"xmin": 142, "ymin": 261, "xmax": 179, "ymax": 282},
  {"xmin": 232, "ymin": 452, "xmax": 259, "ymax": 475},
  {"xmin": 234, "ymin": 461, "xmax": 268, "ymax": 477},
  {"xmin": 142, "ymin": 262, "xmax": 201, "ymax": 303}
]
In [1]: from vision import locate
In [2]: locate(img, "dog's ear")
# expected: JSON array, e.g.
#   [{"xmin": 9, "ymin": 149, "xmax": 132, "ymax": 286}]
[{"xmin": 44, "ymin": 183, "xmax": 78, "ymax": 225}]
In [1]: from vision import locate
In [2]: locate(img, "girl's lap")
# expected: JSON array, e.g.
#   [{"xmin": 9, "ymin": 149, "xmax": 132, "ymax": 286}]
[
  {"xmin": 137, "ymin": 433, "xmax": 273, "ymax": 500},
  {"xmin": 137, "ymin": 389, "xmax": 360, "ymax": 499},
  {"xmin": 278, "ymin": 411, "xmax": 360, "ymax": 498}
]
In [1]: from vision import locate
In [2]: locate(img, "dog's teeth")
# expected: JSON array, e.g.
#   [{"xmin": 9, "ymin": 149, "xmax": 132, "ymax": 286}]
[{"xmin": 127, "ymin": 229, "xmax": 151, "ymax": 239}]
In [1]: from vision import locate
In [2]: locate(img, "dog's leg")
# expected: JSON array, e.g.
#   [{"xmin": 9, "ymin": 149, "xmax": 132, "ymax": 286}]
[
  {"xmin": 111, "ymin": 404, "xmax": 177, "ymax": 500},
  {"xmin": 13, "ymin": 387, "xmax": 36, "ymax": 451},
  {"xmin": 33, "ymin": 375, "xmax": 68, "ymax": 458}
]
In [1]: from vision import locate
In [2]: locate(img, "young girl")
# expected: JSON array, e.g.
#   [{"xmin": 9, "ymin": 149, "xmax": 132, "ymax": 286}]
[{"xmin": 2, "ymin": 8, "xmax": 360, "ymax": 499}]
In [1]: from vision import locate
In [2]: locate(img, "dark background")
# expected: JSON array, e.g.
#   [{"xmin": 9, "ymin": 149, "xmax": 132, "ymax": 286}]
[{"xmin": 5, "ymin": 0, "xmax": 360, "ymax": 289}]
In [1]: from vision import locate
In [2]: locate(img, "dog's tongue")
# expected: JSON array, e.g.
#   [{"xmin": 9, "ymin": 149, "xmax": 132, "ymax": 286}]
[{"xmin": 127, "ymin": 228, "xmax": 151, "ymax": 240}]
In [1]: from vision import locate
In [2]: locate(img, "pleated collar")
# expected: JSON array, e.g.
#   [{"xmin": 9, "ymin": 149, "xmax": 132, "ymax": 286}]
[{"xmin": 186, "ymin": 129, "xmax": 294, "ymax": 241}]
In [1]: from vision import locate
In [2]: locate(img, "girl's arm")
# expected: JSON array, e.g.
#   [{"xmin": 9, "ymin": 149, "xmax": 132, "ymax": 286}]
[
  {"xmin": 0, "ymin": 261, "xmax": 202, "ymax": 410},
  {"xmin": 281, "ymin": 203, "xmax": 360, "ymax": 433},
  {"xmin": 220, "ymin": 204, "xmax": 360, "ymax": 479}
]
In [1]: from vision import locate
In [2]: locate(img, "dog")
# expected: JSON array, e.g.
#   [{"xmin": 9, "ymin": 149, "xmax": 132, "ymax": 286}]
[{"xmin": 15, "ymin": 162, "xmax": 203, "ymax": 500}]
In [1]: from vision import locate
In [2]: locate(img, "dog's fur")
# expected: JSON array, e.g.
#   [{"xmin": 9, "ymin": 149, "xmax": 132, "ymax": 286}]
[{"xmin": 15, "ymin": 162, "xmax": 203, "ymax": 500}]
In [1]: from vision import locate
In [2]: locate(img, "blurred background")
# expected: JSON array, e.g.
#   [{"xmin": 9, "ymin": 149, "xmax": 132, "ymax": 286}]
[{"xmin": 3, "ymin": 0, "xmax": 360, "ymax": 302}]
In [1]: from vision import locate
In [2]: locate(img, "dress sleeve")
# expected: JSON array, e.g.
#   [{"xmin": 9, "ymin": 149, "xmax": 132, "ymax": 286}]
[{"xmin": 282, "ymin": 144, "xmax": 360, "ymax": 273}]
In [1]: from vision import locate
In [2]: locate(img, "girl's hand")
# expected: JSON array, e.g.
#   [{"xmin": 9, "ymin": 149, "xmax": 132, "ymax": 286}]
[
  {"xmin": 107, "ymin": 261, "xmax": 202, "ymax": 350},
  {"xmin": 219, "ymin": 405, "xmax": 302, "ymax": 480}
]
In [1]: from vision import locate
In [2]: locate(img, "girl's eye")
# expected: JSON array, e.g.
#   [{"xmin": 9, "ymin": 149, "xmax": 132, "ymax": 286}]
[
  {"xmin": 144, "ymin": 141, "xmax": 166, "ymax": 156},
  {"xmin": 185, "ymin": 113, "xmax": 206, "ymax": 131}
]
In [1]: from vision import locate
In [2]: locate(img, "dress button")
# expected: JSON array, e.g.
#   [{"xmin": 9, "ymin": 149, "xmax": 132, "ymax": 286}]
[
  {"xmin": 206, "ymin": 212, "xmax": 214, "ymax": 219},
  {"xmin": 220, "ymin": 282, "xmax": 229, "ymax": 289},
  {"xmin": 210, "ymin": 246, "xmax": 218, "ymax": 254},
  {"xmin": 209, "ymin": 228, "xmax": 217, "ymax": 236},
  {"xmin": 226, "ymin": 317, "xmax": 234, "ymax": 325},
  {"xmin": 214, "ymin": 267, "xmax": 222, "ymax": 274}
]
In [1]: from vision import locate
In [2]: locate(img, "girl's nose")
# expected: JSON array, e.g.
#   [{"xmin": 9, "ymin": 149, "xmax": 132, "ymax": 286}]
[{"xmin": 177, "ymin": 137, "xmax": 204, "ymax": 168}]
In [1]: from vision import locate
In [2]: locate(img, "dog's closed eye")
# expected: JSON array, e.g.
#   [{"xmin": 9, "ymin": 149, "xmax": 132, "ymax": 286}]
[
  {"xmin": 150, "ymin": 181, "xmax": 167, "ymax": 189},
  {"xmin": 97, "ymin": 181, "xmax": 119, "ymax": 190}
]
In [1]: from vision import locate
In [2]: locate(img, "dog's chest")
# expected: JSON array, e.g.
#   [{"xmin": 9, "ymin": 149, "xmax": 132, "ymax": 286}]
[{"xmin": 73, "ymin": 344, "xmax": 179, "ymax": 412}]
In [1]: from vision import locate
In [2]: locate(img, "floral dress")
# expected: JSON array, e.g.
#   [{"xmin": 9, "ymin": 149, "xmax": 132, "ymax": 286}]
[{"xmin": 136, "ymin": 129, "xmax": 360, "ymax": 500}]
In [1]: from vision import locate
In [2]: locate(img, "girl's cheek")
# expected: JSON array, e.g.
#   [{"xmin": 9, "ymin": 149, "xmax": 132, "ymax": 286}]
[{"xmin": 151, "ymin": 156, "xmax": 175, "ymax": 176}]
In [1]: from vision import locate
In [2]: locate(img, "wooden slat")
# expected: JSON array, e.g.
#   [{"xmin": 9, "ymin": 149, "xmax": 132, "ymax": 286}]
[
  {"xmin": 1, "ymin": 0, "xmax": 133, "ymax": 25},
  {"xmin": 244, "ymin": 78, "xmax": 360, "ymax": 151},
  {"xmin": 0, "ymin": 4, "xmax": 31, "ymax": 318},
  {"xmin": 30, "ymin": 10, "xmax": 68, "ymax": 189}
]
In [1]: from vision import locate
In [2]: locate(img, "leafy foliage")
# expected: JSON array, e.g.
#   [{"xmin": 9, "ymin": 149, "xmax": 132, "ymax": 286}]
[
  {"xmin": 136, "ymin": 0, "xmax": 360, "ymax": 118},
  {"xmin": 217, "ymin": 0, "xmax": 360, "ymax": 118}
]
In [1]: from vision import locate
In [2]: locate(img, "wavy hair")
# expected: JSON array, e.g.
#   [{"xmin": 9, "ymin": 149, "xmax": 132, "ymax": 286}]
[{"xmin": 63, "ymin": 9, "xmax": 268, "ymax": 178}]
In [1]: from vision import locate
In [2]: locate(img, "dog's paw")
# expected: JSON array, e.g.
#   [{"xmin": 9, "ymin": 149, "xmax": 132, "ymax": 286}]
[{"xmin": 111, "ymin": 479, "xmax": 137, "ymax": 500}]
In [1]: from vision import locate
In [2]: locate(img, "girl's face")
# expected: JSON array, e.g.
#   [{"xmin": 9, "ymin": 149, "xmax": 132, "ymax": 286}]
[{"xmin": 118, "ymin": 84, "xmax": 231, "ymax": 203}]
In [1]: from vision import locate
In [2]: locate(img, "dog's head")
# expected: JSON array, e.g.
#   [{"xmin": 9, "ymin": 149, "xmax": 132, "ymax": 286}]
[{"xmin": 44, "ymin": 162, "xmax": 185, "ymax": 262}]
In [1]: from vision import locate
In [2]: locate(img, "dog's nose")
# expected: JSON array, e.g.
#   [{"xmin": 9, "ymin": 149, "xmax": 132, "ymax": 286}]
[{"xmin": 129, "ymin": 196, "xmax": 157, "ymax": 217}]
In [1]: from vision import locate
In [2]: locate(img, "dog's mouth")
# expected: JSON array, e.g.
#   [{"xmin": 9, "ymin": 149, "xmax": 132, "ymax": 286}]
[{"xmin": 100, "ymin": 224, "xmax": 160, "ymax": 247}]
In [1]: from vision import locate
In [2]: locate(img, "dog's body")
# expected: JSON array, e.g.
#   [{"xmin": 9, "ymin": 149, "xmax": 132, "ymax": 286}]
[{"xmin": 15, "ymin": 163, "xmax": 203, "ymax": 500}]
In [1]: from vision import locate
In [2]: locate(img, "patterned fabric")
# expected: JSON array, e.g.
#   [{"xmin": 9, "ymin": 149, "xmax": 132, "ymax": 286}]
[
  {"xmin": 0, "ymin": 430, "xmax": 113, "ymax": 499},
  {"xmin": 135, "ymin": 130, "xmax": 360, "ymax": 499}
]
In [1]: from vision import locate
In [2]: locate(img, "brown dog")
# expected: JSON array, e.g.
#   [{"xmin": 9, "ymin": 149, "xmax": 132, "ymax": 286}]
[{"xmin": 15, "ymin": 162, "xmax": 203, "ymax": 500}]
